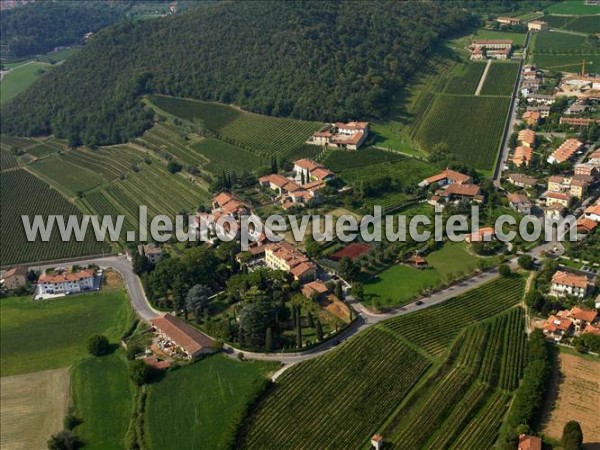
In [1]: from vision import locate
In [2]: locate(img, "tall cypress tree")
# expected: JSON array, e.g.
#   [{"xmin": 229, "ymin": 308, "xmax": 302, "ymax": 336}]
[
  {"xmin": 265, "ymin": 327, "xmax": 273, "ymax": 352},
  {"xmin": 316, "ymin": 320, "xmax": 323, "ymax": 341},
  {"xmin": 296, "ymin": 319, "xmax": 302, "ymax": 348}
]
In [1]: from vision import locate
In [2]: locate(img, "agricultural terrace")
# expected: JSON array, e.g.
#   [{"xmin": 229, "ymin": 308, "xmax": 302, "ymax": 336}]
[
  {"xmin": 363, "ymin": 242, "xmax": 480, "ymax": 308},
  {"xmin": 0, "ymin": 368, "xmax": 70, "ymax": 450},
  {"xmin": 62, "ymin": 145, "xmax": 146, "ymax": 180},
  {"xmin": 0, "ymin": 61, "xmax": 51, "ymax": 104},
  {"xmin": 479, "ymin": 62, "xmax": 520, "ymax": 96},
  {"xmin": 242, "ymin": 277, "xmax": 524, "ymax": 450},
  {"xmin": 414, "ymin": 95, "xmax": 511, "ymax": 170},
  {"xmin": 80, "ymin": 153, "xmax": 209, "ymax": 237},
  {"xmin": 530, "ymin": 31, "xmax": 600, "ymax": 71},
  {"xmin": 29, "ymin": 155, "xmax": 105, "ymax": 196},
  {"xmin": 71, "ymin": 353, "xmax": 134, "ymax": 450},
  {"xmin": 147, "ymin": 95, "xmax": 324, "ymax": 162},
  {"xmin": 444, "ymin": 63, "xmax": 486, "ymax": 95},
  {"xmin": 0, "ymin": 286, "xmax": 135, "ymax": 377},
  {"xmin": 0, "ymin": 169, "xmax": 110, "ymax": 266},
  {"xmin": 382, "ymin": 308, "xmax": 527, "ymax": 449},
  {"xmin": 541, "ymin": 350, "xmax": 600, "ymax": 445},
  {"xmin": 145, "ymin": 356, "xmax": 277, "ymax": 450},
  {"xmin": 544, "ymin": 1, "xmax": 600, "ymax": 15}
]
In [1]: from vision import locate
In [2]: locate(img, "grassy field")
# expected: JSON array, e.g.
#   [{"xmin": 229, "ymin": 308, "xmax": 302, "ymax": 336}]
[
  {"xmin": 71, "ymin": 353, "xmax": 134, "ymax": 450},
  {"xmin": 533, "ymin": 32, "xmax": 597, "ymax": 54},
  {"xmin": 147, "ymin": 95, "xmax": 323, "ymax": 162},
  {"xmin": 0, "ymin": 169, "xmax": 110, "ymax": 266},
  {"xmin": 544, "ymin": 1, "xmax": 600, "ymax": 15},
  {"xmin": 363, "ymin": 242, "xmax": 479, "ymax": 308},
  {"xmin": 479, "ymin": 62, "xmax": 520, "ymax": 96},
  {"xmin": 29, "ymin": 155, "xmax": 105, "ymax": 196},
  {"xmin": 0, "ymin": 61, "xmax": 50, "ymax": 104},
  {"xmin": 530, "ymin": 31, "xmax": 600, "ymax": 71},
  {"xmin": 242, "ymin": 277, "xmax": 525, "ymax": 450},
  {"xmin": 532, "ymin": 53, "xmax": 600, "ymax": 71},
  {"xmin": 23, "ymin": 142, "xmax": 60, "ymax": 159},
  {"xmin": 0, "ymin": 287, "xmax": 135, "ymax": 377},
  {"xmin": 145, "ymin": 356, "xmax": 277, "ymax": 450},
  {"xmin": 0, "ymin": 368, "xmax": 70, "ymax": 450},
  {"xmin": 414, "ymin": 95, "xmax": 510, "ymax": 169},
  {"xmin": 541, "ymin": 350, "xmax": 600, "ymax": 445}
]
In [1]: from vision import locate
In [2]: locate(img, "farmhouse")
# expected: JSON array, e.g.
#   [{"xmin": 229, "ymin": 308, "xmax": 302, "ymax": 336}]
[
  {"xmin": 138, "ymin": 243, "xmax": 165, "ymax": 265},
  {"xmin": 546, "ymin": 191, "xmax": 572, "ymax": 208},
  {"xmin": 151, "ymin": 313, "xmax": 214, "ymax": 360},
  {"xmin": 496, "ymin": 16, "xmax": 520, "ymax": 26},
  {"xmin": 465, "ymin": 226, "xmax": 495, "ymax": 243},
  {"xmin": 547, "ymin": 138, "xmax": 583, "ymax": 164},
  {"xmin": 302, "ymin": 280, "xmax": 329, "ymax": 300},
  {"xmin": 37, "ymin": 269, "xmax": 95, "ymax": 295},
  {"xmin": 576, "ymin": 217, "xmax": 597, "ymax": 234},
  {"xmin": 418, "ymin": 168, "xmax": 471, "ymax": 188},
  {"xmin": 469, "ymin": 39, "xmax": 512, "ymax": 60},
  {"xmin": 518, "ymin": 129, "xmax": 536, "ymax": 148},
  {"xmin": 438, "ymin": 183, "xmax": 484, "ymax": 203},
  {"xmin": 1, "ymin": 266, "xmax": 27, "ymax": 290},
  {"xmin": 264, "ymin": 241, "xmax": 316, "ymax": 281},
  {"xmin": 311, "ymin": 122, "xmax": 370, "ymax": 150},
  {"xmin": 507, "ymin": 173, "xmax": 538, "ymax": 188},
  {"xmin": 527, "ymin": 20, "xmax": 548, "ymax": 32},
  {"xmin": 293, "ymin": 159, "xmax": 336, "ymax": 183},
  {"xmin": 507, "ymin": 192, "xmax": 532, "ymax": 214},
  {"xmin": 522, "ymin": 110, "xmax": 541, "ymax": 126},
  {"xmin": 258, "ymin": 173, "xmax": 323, "ymax": 209},
  {"xmin": 193, "ymin": 192, "xmax": 253, "ymax": 242},
  {"xmin": 558, "ymin": 307, "xmax": 598, "ymax": 333},
  {"xmin": 550, "ymin": 270, "xmax": 591, "ymax": 298},
  {"xmin": 512, "ymin": 145, "xmax": 532, "ymax": 167},
  {"xmin": 212, "ymin": 192, "xmax": 250, "ymax": 217},
  {"xmin": 518, "ymin": 434, "xmax": 542, "ymax": 450}
]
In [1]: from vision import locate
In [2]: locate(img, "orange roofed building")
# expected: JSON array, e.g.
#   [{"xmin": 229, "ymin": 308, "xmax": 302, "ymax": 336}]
[
  {"xmin": 518, "ymin": 129, "xmax": 536, "ymax": 148},
  {"xmin": 37, "ymin": 269, "xmax": 96, "ymax": 295},
  {"xmin": 465, "ymin": 226, "xmax": 495, "ymax": 243},
  {"xmin": 264, "ymin": 241, "xmax": 316, "ymax": 282},
  {"xmin": 547, "ymin": 138, "xmax": 583, "ymax": 164},
  {"xmin": 518, "ymin": 434, "xmax": 542, "ymax": 450},
  {"xmin": 419, "ymin": 168, "xmax": 471, "ymax": 188},
  {"xmin": 311, "ymin": 122, "xmax": 370, "ymax": 150},
  {"xmin": 550, "ymin": 270, "xmax": 590, "ymax": 298},
  {"xmin": 151, "ymin": 313, "xmax": 215, "ymax": 360},
  {"xmin": 512, "ymin": 145, "xmax": 533, "ymax": 167}
]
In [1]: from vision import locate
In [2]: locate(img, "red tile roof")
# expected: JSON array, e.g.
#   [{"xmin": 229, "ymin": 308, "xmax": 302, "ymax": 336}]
[
  {"xmin": 39, "ymin": 269, "xmax": 95, "ymax": 284},
  {"xmin": 518, "ymin": 434, "xmax": 542, "ymax": 450},
  {"xmin": 551, "ymin": 270, "xmax": 589, "ymax": 289},
  {"xmin": 577, "ymin": 217, "xmax": 597, "ymax": 233},
  {"xmin": 423, "ymin": 169, "xmax": 471, "ymax": 185},
  {"xmin": 151, "ymin": 314, "xmax": 214, "ymax": 356},
  {"xmin": 550, "ymin": 138, "xmax": 583, "ymax": 163},
  {"xmin": 518, "ymin": 129, "xmax": 536, "ymax": 146},
  {"xmin": 444, "ymin": 183, "xmax": 481, "ymax": 197},
  {"xmin": 543, "ymin": 315, "xmax": 573, "ymax": 333},
  {"xmin": 570, "ymin": 306, "xmax": 598, "ymax": 323}
]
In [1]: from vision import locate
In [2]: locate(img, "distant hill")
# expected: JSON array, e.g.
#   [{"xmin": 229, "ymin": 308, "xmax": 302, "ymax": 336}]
[{"xmin": 0, "ymin": 1, "xmax": 471, "ymax": 147}]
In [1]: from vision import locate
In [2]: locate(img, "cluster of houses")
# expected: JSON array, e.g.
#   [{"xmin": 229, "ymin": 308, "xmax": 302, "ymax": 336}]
[
  {"xmin": 310, "ymin": 121, "xmax": 370, "ymax": 150},
  {"xmin": 494, "ymin": 16, "xmax": 548, "ymax": 32},
  {"xmin": 543, "ymin": 305, "xmax": 599, "ymax": 342},
  {"xmin": 512, "ymin": 128, "xmax": 536, "ymax": 167},
  {"xmin": 192, "ymin": 192, "xmax": 254, "ymax": 243},
  {"xmin": 419, "ymin": 168, "xmax": 484, "ymax": 207},
  {"xmin": 258, "ymin": 158, "xmax": 336, "ymax": 209}
]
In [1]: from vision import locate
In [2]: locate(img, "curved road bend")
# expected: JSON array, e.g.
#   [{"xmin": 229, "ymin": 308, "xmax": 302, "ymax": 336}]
[{"xmin": 33, "ymin": 240, "xmax": 563, "ymax": 365}]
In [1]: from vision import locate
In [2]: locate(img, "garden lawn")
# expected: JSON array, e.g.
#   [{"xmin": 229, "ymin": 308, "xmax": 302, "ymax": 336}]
[
  {"xmin": 364, "ymin": 265, "xmax": 441, "ymax": 308},
  {"xmin": 0, "ymin": 288, "xmax": 135, "ymax": 377},
  {"xmin": 145, "ymin": 355, "xmax": 277, "ymax": 450},
  {"xmin": 427, "ymin": 242, "xmax": 479, "ymax": 280},
  {"xmin": 71, "ymin": 353, "xmax": 134, "ymax": 450},
  {"xmin": 0, "ymin": 61, "xmax": 51, "ymax": 104}
]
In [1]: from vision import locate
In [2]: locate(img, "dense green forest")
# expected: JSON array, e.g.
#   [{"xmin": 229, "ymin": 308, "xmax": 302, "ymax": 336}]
[
  {"xmin": 0, "ymin": 1, "xmax": 124, "ymax": 58},
  {"xmin": 1, "ymin": 1, "xmax": 472, "ymax": 147}
]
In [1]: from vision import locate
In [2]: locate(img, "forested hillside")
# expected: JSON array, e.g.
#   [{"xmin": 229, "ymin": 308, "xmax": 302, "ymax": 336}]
[
  {"xmin": 0, "ymin": 1, "xmax": 471, "ymax": 147},
  {"xmin": 0, "ymin": 2, "xmax": 123, "ymax": 58}
]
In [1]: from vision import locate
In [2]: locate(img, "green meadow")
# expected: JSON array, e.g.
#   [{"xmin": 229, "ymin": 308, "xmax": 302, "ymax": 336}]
[{"xmin": 1, "ymin": 61, "xmax": 50, "ymax": 104}]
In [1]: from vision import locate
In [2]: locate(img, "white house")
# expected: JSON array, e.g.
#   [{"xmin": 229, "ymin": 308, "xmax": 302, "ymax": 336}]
[
  {"xmin": 37, "ymin": 269, "xmax": 95, "ymax": 295},
  {"xmin": 550, "ymin": 270, "xmax": 590, "ymax": 298}
]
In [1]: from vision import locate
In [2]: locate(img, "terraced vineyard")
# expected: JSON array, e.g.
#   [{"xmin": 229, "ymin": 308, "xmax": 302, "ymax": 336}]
[
  {"xmin": 444, "ymin": 63, "xmax": 486, "ymax": 95},
  {"xmin": 414, "ymin": 95, "xmax": 510, "ymax": 170},
  {"xmin": 381, "ymin": 276, "xmax": 524, "ymax": 356},
  {"xmin": 62, "ymin": 146, "xmax": 145, "ymax": 180},
  {"xmin": 1, "ymin": 169, "xmax": 109, "ymax": 265},
  {"xmin": 192, "ymin": 138, "xmax": 266, "ymax": 174},
  {"xmin": 382, "ymin": 307, "xmax": 527, "ymax": 449},
  {"xmin": 242, "ymin": 327, "xmax": 432, "ymax": 450},
  {"xmin": 242, "ymin": 277, "xmax": 526, "ymax": 449},
  {"xmin": 479, "ymin": 63, "xmax": 520, "ymax": 96},
  {"xmin": 147, "ymin": 95, "xmax": 323, "ymax": 162}
]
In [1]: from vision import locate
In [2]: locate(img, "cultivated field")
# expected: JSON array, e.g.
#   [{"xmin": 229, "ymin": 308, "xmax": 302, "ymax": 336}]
[
  {"xmin": 71, "ymin": 353, "xmax": 134, "ymax": 450},
  {"xmin": 545, "ymin": 14, "xmax": 600, "ymax": 33},
  {"xmin": 29, "ymin": 156, "xmax": 105, "ymax": 195},
  {"xmin": 147, "ymin": 95, "xmax": 323, "ymax": 162},
  {"xmin": 0, "ymin": 169, "xmax": 110, "ymax": 266},
  {"xmin": 530, "ymin": 31, "xmax": 600, "ymax": 71},
  {"xmin": 444, "ymin": 63, "xmax": 486, "ymax": 95},
  {"xmin": 145, "ymin": 356, "xmax": 277, "ymax": 450},
  {"xmin": 414, "ymin": 95, "xmax": 511, "ymax": 169},
  {"xmin": 542, "ymin": 351, "xmax": 600, "ymax": 446},
  {"xmin": 544, "ymin": 1, "xmax": 600, "ymax": 15},
  {"xmin": 241, "ymin": 277, "xmax": 525, "ymax": 449},
  {"xmin": 480, "ymin": 62, "xmax": 520, "ymax": 96},
  {"xmin": 0, "ymin": 368, "xmax": 70, "ymax": 450},
  {"xmin": 0, "ymin": 286, "xmax": 135, "ymax": 377}
]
